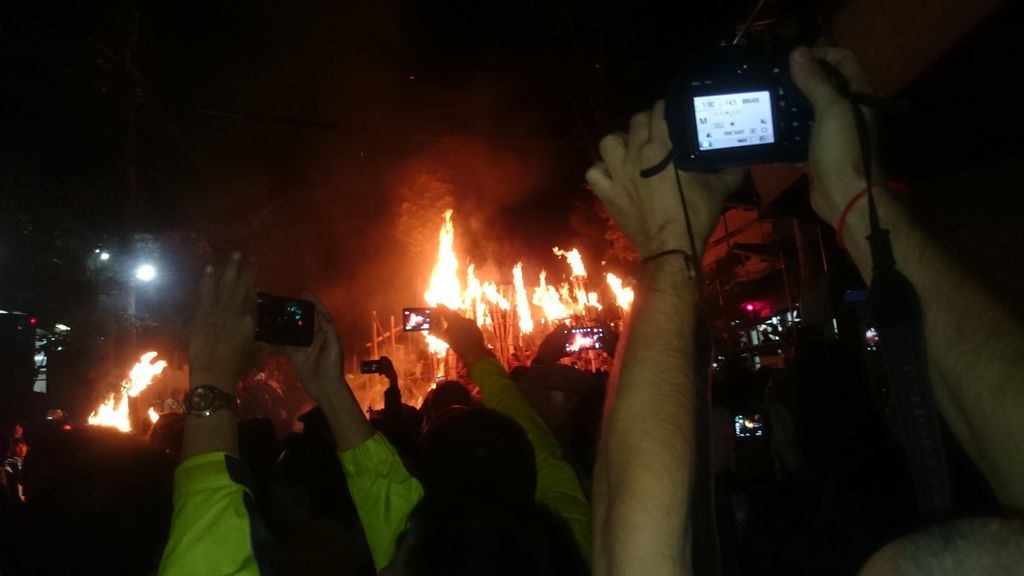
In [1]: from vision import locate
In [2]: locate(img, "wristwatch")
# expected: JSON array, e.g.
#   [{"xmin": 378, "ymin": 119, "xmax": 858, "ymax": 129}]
[{"xmin": 184, "ymin": 385, "xmax": 239, "ymax": 417}]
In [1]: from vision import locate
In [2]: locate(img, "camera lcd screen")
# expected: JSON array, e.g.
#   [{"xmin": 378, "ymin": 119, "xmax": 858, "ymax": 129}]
[
  {"xmin": 734, "ymin": 414, "xmax": 766, "ymax": 438},
  {"xmin": 692, "ymin": 90, "xmax": 775, "ymax": 151},
  {"xmin": 403, "ymin": 307, "xmax": 432, "ymax": 332}
]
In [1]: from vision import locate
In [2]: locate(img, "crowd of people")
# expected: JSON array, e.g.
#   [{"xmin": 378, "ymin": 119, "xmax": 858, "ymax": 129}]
[{"xmin": 2, "ymin": 46, "xmax": 1023, "ymax": 575}]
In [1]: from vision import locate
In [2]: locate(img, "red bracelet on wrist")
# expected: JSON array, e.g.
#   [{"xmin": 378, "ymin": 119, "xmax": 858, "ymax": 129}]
[{"xmin": 834, "ymin": 181, "xmax": 907, "ymax": 249}]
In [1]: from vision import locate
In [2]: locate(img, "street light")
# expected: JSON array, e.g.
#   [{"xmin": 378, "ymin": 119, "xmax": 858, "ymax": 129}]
[
  {"xmin": 99, "ymin": 251, "xmax": 110, "ymax": 261},
  {"xmin": 135, "ymin": 264, "xmax": 157, "ymax": 282}
]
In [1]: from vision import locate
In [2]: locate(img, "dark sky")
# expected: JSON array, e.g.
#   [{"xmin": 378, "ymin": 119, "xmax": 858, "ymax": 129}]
[{"xmin": 1, "ymin": 0, "xmax": 825, "ymax": 349}]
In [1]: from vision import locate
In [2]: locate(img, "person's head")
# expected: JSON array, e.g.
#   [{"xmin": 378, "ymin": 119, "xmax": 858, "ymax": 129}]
[
  {"xmin": 421, "ymin": 380, "xmax": 475, "ymax": 431},
  {"xmin": 10, "ymin": 438, "xmax": 28, "ymax": 459},
  {"xmin": 418, "ymin": 408, "xmax": 536, "ymax": 513},
  {"xmin": 383, "ymin": 498, "xmax": 588, "ymax": 576}
]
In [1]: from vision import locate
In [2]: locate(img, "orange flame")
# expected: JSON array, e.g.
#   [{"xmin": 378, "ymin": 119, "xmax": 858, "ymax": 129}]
[
  {"xmin": 481, "ymin": 281, "xmax": 511, "ymax": 310},
  {"xmin": 553, "ymin": 247, "xmax": 587, "ymax": 277},
  {"xmin": 88, "ymin": 352, "xmax": 167, "ymax": 433},
  {"xmin": 148, "ymin": 407, "xmax": 160, "ymax": 424},
  {"xmin": 606, "ymin": 272, "xmax": 635, "ymax": 312},
  {"xmin": 587, "ymin": 292, "xmax": 603, "ymax": 310},
  {"xmin": 464, "ymin": 264, "xmax": 486, "ymax": 326},
  {"xmin": 424, "ymin": 209, "xmax": 462, "ymax": 310},
  {"xmin": 533, "ymin": 270, "xmax": 570, "ymax": 323},
  {"xmin": 513, "ymin": 262, "xmax": 534, "ymax": 334}
]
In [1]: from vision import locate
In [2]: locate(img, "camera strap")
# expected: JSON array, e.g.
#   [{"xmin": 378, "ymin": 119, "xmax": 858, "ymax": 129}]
[{"xmin": 821, "ymin": 61, "xmax": 950, "ymax": 522}]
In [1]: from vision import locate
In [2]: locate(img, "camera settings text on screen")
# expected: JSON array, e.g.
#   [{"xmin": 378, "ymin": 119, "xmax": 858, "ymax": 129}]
[{"xmin": 693, "ymin": 91, "xmax": 774, "ymax": 151}]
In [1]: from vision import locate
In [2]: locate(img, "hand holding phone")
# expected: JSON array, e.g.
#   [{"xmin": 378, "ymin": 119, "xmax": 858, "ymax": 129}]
[
  {"xmin": 360, "ymin": 356, "xmax": 397, "ymax": 382},
  {"xmin": 256, "ymin": 293, "xmax": 315, "ymax": 347}
]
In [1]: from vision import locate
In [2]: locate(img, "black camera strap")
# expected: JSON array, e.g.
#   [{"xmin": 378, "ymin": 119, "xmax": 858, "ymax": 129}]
[{"xmin": 821, "ymin": 60, "xmax": 950, "ymax": 522}]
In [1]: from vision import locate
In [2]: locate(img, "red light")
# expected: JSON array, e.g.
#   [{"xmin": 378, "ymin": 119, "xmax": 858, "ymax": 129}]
[
  {"xmin": 745, "ymin": 304, "xmax": 754, "ymax": 312},
  {"xmin": 62, "ymin": 423, "xmax": 72, "ymax": 430},
  {"xmin": 29, "ymin": 317, "xmax": 37, "ymax": 326}
]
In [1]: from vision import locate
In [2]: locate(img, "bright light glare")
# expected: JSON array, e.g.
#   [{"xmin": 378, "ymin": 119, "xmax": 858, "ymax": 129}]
[
  {"xmin": 135, "ymin": 264, "xmax": 157, "ymax": 282},
  {"xmin": 100, "ymin": 252, "xmax": 110, "ymax": 261}
]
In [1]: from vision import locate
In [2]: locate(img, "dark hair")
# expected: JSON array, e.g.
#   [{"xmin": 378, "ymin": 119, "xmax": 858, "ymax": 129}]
[
  {"xmin": 418, "ymin": 408, "xmax": 536, "ymax": 514},
  {"xmin": 397, "ymin": 497, "xmax": 590, "ymax": 576}
]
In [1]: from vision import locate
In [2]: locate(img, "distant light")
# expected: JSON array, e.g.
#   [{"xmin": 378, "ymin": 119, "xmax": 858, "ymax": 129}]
[
  {"xmin": 94, "ymin": 248, "xmax": 101, "ymax": 254},
  {"xmin": 29, "ymin": 317, "xmax": 38, "ymax": 326},
  {"xmin": 55, "ymin": 323, "xmax": 71, "ymax": 332},
  {"xmin": 135, "ymin": 264, "xmax": 157, "ymax": 282},
  {"xmin": 100, "ymin": 251, "xmax": 110, "ymax": 261},
  {"xmin": 745, "ymin": 304, "xmax": 755, "ymax": 312},
  {"xmin": 0, "ymin": 310, "xmax": 7, "ymax": 314}
]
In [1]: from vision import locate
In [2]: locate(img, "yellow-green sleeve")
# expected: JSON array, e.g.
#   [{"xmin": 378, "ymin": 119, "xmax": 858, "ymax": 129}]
[
  {"xmin": 467, "ymin": 357, "xmax": 593, "ymax": 561},
  {"xmin": 159, "ymin": 452, "xmax": 272, "ymax": 576},
  {"xmin": 340, "ymin": 432, "xmax": 424, "ymax": 572}
]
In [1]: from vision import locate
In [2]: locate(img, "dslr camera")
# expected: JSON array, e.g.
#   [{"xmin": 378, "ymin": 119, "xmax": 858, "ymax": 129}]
[{"xmin": 664, "ymin": 43, "xmax": 812, "ymax": 171}]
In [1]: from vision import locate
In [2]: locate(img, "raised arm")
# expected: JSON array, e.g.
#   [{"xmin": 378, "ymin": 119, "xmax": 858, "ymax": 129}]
[
  {"xmin": 287, "ymin": 300, "xmax": 423, "ymax": 571},
  {"xmin": 160, "ymin": 253, "xmax": 272, "ymax": 576},
  {"xmin": 585, "ymin": 102, "xmax": 744, "ymax": 576},
  {"xmin": 789, "ymin": 46, "xmax": 1024, "ymax": 510}
]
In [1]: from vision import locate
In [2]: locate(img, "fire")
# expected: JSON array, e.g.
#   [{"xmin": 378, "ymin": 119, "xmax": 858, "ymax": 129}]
[
  {"xmin": 424, "ymin": 209, "xmax": 462, "ymax": 310},
  {"xmin": 587, "ymin": 292, "xmax": 602, "ymax": 310},
  {"xmin": 88, "ymin": 352, "xmax": 167, "ymax": 433},
  {"xmin": 606, "ymin": 273, "xmax": 635, "ymax": 312},
  {"xmin": 513, "ymin": 262, "xmax": 534, "ymax": 334},
  {"xmin": 533, "ymin": 270, "xmax": 570, "ymax": 323},
  {"xmin": 553, "ymin": 247, "xmax": 587, "ymax": 277},
  {"xmin": 464, "ymin": 264, "xmax": 485, "ymax": 326},
  {"xmin": 148, "ymin": 407, "xmax": 160, "ymax": 424},
  {"xmin": 481, "ymin": 282, "xmax": 510, "ymax": 310}
]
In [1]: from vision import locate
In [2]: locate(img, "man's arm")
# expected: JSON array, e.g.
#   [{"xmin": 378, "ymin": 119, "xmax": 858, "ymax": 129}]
[
  {"xmin": 160, "ymin": 253, "xmax": 271, "ymax": 576},
  {"xmin": 789, "ymin": 47, "xmax": 1024, "ymax": 510},
  {"xmin": 432, "ymin": 306, "xmax": 593, "ymax": 559},
  {"xmin": 592, "ymin": 254, "xmax": 699, "ymax": 575},
  {"xmin": 585, "ymin": 101, "xmax": 744, "ymax": 576},
  {"xmin": 287, "ymin": 301, "xmax": 423, "ymax": 571}
]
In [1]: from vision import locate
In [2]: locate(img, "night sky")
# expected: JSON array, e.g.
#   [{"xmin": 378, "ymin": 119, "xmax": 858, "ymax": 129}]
[{"xmin": 1, "ymin": 0, "xmax": 828, "ymax": 349}]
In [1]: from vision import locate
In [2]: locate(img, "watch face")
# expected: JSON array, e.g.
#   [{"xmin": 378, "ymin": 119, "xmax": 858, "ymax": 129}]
[{"xmin": 187, "ymin": 386, "xmax": 219, "ymax": 413}]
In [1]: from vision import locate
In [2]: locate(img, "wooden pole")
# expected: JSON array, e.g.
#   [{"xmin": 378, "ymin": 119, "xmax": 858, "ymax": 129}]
[{"xmin": 371, "ymin": 311, "xmax": 379, "ymax": 359}]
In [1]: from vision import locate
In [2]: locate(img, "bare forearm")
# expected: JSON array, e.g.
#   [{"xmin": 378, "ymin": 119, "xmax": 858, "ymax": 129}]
[
  {"xmin": 841, "ymin": 183, "xmax": 1024, "ymax": 508},
  {"xmin": 319, "ymin": 380, "xmax": 375, "ymax": 452},
  {"xmin": 595, "ymin": 254, "xmax": 698, "ymax": 576}
]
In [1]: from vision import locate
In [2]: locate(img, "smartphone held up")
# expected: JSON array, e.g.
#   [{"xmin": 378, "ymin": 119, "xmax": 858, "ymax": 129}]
[{"xmin": 255, "ymin": 292, "xmax": 315, "ymax": 347}]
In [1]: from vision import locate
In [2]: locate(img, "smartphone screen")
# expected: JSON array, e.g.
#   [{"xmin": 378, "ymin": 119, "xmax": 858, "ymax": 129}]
[
  {"xmin": 565, "ymin": 326, "xmax": 605, "ymax": 353},
  {"xmin": 256, "ymin": 293, "xmax": 315, "ymax": 347},
  {"xmin": 403, "ymin": 307, "xmax": 432, "ymax": 332},
  {"xmin": 360, "ymin": 360, "xmax": 383, "ymax": 374},
  {"xmin": 734, "ymin": 414, "xmax": 766, "ymax": 438}
]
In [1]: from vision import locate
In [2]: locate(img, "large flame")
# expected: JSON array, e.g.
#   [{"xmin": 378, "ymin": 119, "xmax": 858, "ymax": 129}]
[
  {"xmin": 88, "ymin": 352, "xmax": 167, "ymax": 433},
  {"xmin": 424, "ymin": 209, "xmax": 462, "ymax": 310},
  {"xmin": 148, "ymin": 407, "xmax": 160, "ymax": 424},
  {"xmin": 513, "ymin": 262, "xmax": 534, "ymax": 334},
  {"xmin": 606, "ymin": 272, "xmax": 635, "ymax": 312}
]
